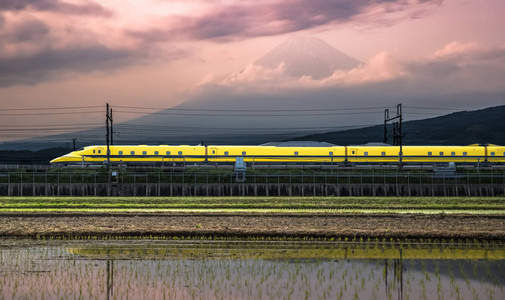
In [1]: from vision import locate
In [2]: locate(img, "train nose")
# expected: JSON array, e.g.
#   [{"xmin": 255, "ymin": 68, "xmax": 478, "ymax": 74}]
[{"xmin": 50, "ymin": 154, "xmax": 81, "ymax": 164}]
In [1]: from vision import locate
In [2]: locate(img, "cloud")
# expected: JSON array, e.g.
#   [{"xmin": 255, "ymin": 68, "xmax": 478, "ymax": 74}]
[
  {"xmin": 0, "ymin": 45, "xmax": 141, "ymax": 87},
  {"xmin": 0, "ymin": 8, "xmax": 189, "ymax": 87},
  {"xmin": 202, "ymin": 42, "xmax": 505, "ymax": 97},
  {"xmin": 0, "ymin": 0, "xmax": 112, "ymax": 17},
  {"xmin": 1, "ymin": 16, "xmax": 50, "ymax": 44},
  {"xmin": 405, "ymin": 42, "xmax": 505, "ymax": 93},
  {"xmin": 130, "ymin": 0, "xmax": 444, "ymax": 42},
  {"xmin": 208, "ymin": 51, "xmax": 404, "ymax": 91}
]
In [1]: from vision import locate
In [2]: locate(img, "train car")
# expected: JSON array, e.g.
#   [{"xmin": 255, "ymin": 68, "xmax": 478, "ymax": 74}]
[
  {"xmin": 486, "ymin": 144, "xmax": 505, "ymax": 163},
  {"xmin": 345, "ymin": 145, "xmax": 487, "ymax": 164},
  {"xmin": 52, "ymin": 145, "xmax": 206, "ymax": 166},
  {"xmin": 50, "ymin": 144, "xmax": 505, "ymax": 166},
  {"xmin": 206, "ymin": 145, "xmax": 346, "ymax": 164}
]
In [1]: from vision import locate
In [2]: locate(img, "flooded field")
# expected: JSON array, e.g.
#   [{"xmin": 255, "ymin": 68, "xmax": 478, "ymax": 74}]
[{"xmin": 1, "ymin": 239, "xmax": 504, "ymax": 299}]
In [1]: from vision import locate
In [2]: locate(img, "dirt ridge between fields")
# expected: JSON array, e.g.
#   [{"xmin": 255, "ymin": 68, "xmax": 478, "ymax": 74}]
[{"xmin": 2, "ymin": 214, "xmax": 505, "ymax": 240}]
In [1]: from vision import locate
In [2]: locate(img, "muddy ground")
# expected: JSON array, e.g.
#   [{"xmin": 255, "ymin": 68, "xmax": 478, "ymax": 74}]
[{"xmin": 1, "ymin": 213, "xmax": 505, "ymax": 240}]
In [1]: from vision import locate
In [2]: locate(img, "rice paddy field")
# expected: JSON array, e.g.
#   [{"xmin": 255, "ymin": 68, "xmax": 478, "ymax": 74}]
[
  {"xmin": 1, "ymin": 239, "xmax": 504, "ymax": 299},
  {"xmin": 1, "ymin": 196, "xmax": 505, "ymax": 299},
  {"xmin": 1, "ymin": 196, "xmax": 505, "ymax": 213},
  {"xmin": 1, "ymin": 196, "xmax": 505, "ymax": 239}
]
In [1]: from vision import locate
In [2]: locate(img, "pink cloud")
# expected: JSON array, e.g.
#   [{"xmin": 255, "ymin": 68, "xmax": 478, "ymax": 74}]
[
  {"xmin": 130, "ymin": 0, "xmax": 445, "ymax": 42},
  {"xmin": 434, "ymin": 41, "xmax": 482, "ymax": 58},
  {"xmin": 207, "ymin": 42, "xmax": 505, "ymax": 95},
  {"xmin": 0, "ymin": 0, "xmax": 447, "ymax": 88},
  {"xmin": 0, "ymin": 0, "xmax": 112, "ymax": 17}
]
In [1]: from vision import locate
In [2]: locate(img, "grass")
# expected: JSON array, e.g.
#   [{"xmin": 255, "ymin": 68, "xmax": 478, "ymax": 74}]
[{"xmin": 1, "ymin": 196, "xmax": 504, "ymax": 215}]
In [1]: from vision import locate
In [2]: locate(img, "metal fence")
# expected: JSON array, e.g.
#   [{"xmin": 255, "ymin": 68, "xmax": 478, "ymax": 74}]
[{"xmin": 1, "ymin": 170, "xmax": 504, "ymax": 186}]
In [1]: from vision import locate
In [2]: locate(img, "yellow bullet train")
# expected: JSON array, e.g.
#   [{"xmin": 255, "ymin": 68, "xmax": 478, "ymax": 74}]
[{"xmin": 50, "ymin": 144, "xmax": 505, "ymax": 166}]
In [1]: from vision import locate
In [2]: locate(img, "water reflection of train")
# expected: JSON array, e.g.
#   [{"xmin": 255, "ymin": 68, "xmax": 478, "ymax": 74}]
[{"xmin": 50, "ymin": 143, "xmax": 505, "ymax": 167}]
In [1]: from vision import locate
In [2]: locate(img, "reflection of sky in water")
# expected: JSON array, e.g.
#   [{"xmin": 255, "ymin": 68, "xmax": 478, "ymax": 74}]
[{"xmin": 0, "ymin": 240, "xmax": 504, "ymax": 300}]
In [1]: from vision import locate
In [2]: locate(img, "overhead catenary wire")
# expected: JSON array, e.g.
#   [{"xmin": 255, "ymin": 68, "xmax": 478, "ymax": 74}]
[
  {"xmin": 0, "ymin": 103, "xmax": 481, "ymax": 143},
  {"xmin": 114, "ymin": 109, "xmax": 446, "ymax": 117},
  {"xmin": 0, "ymin": 105, "xmax": 103, "ymax": 111},
  {"xmin": 0, "ymin": 111, "xmax": 102, "ymax": 116},
  {"xmin": 0, "ymin": 123, "xmax": 103, "ymax": 128},
  {"xmin": 115, "ymin": 105, "xmax": 467, "ymax": 112},
  {"xmin": 114, "ymin": 105, "xmax": 392, "ymax": 112}
]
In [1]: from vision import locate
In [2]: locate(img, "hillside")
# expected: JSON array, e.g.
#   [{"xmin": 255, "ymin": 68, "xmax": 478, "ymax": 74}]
[{"xmin": 292, "ymin": 105, "xmax": 505, "ymax": 145}]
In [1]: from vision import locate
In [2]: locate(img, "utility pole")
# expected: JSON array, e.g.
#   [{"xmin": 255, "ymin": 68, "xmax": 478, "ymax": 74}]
[
  {"xmin": 73, "ymin": 138, "xmax": 76, "ymax": 151},
  {"xmin": 398, "ymin": 104, "xmax": 403, "ymax": 170},
  {"xmin": 106, "ymin": 103, "xmax": 110, "ymax": 166},
  {"xmin": 110, "ymin": 108, "xmax": 113, "ymax": 146},
  {"xmin": 383, "ymin": 109, "xmax": 389, "ymax": 144},
  {"xmin": 384, "ymin": 104, "xmax": 403, "ymax": 170},
  {"xmin": 106, "ymin": 103, "xmax": 112, "ymax": 184}
]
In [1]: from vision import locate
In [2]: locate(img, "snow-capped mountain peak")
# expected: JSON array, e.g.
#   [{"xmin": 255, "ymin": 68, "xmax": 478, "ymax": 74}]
[{"xmin": 254, "ymin": 36, "xmax": 361, "ymax": 79}]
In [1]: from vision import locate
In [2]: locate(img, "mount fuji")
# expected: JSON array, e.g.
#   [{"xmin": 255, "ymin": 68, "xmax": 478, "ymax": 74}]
[{"xmin": 254, "ymin": 36, "xmax": 361, "ymax": 79}]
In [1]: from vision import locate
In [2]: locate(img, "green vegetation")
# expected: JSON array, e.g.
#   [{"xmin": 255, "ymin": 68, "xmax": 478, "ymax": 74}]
[{"xmin": 1, "ymin": 196, "xmax": 504, "ymax": 214}]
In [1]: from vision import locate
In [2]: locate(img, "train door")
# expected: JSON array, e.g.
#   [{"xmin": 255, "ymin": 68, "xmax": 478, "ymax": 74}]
[
  {"xmin": 95, "ymin": 147, "xmax": 106, "ymax": 164},
  {"xmin": 208, "ymin": 147, "xmax": 219, "ymax": 162},
  {"xmin": 348, "ymin": 148, "xmax": 358, "ymax": 162}
]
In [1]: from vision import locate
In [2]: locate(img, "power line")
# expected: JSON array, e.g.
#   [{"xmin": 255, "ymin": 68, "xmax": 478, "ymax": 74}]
[
  {"xmin": 0, "ymin": 105, "xmax": 103, "ymax": 111},
  {"xmin": 0, "ymin": 123, "xmax": 102, "ymax": 128},
  {"xmin": 114, "ymin": 105, "xmax": 392, "ymax": 112},
  {"xmin": 0, "ymin": 111, "xmax": 102, "ymax": 116},
  {"xmin": 403, "ymin": 106, "xmax": 464, "ymax": 111},
  {"xmin": 0, "ymin": 127, "xmax": 102, "ymax": 132},
  {"xmin": 115, "ymin": 110, "xmax": 403, "ymax": 117},
  {"xmin": 115, "ymin": 123, "xmax": 376, "ymax": 131}
]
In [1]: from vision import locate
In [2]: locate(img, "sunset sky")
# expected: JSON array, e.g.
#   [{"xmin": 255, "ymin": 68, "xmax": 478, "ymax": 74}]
[{"xmin": 1, "ymin": 0, "xmax": 504, "ymax": 141}]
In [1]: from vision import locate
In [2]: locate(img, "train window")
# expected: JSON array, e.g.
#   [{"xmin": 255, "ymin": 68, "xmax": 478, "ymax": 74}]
[
  {"xmin": 329, "ymin": 151, "xmax": 333, "ymax": 156},
  {"xmin": 224, "ymin": 151, "xmax": 229, "ymax": 156},
  {"xmin": 428, "ymin": 152, "xmax": 432, "ymax": 156},
  {"xmin": 154, "ymin": 151, "xmax": 159, "ymax": 155},
  {"xmin": 294, "ymin": 151, "xmax": 299, "ymax": 156},
  {"xmin": 352, "ymin": 151, "xmax": 355, "ymax": 154},
  {"xmin": 439, "ymin": 152, "xmax": 444, "ymax": 156},
  {"xmin": 212, "ymin": 150, "xmax": 215, "ymax": 154},
  {"xmin": 364, "ymin": 152, "xmax": 368, "ymax": 156},
  {"xmin": 98, "ymin": 150, "xmax": 101, "ymax": 154},
  {"xmin": 130, "ymin": 151, "xmax": 135, "ymax": 155},
  {"xmin": 463, "ymin": 152, "xmax": 467, "ymax": 156},
  {"xmin": 142, "ymin": 151, "xmax": 147, "ymax": 155},
  {"xmin": 166, "ymin": 151, "xmax": 170, "ymax": 155},
  {"xmin": 399, "ymin": 152, "xmax": 403, "ymax": 155},
  {"xmin": 118, "ymin": 151, "xmax": 123, "ymax": 155},
  {"xmin": 381, "ymin": 152, "xmax": 385, "ymax": 156},
  {"xmin": 93, "ymin": 150, "xmax": 96, "ymax": 154},
  {"xmin": 491, "ymin": 152, "xmax": 495, "ymax": 156},
  {"xmin": 242, "ymin": 151, "xmax": 246, "ymax": 156},
  {"xmin": 451, "ymin": 152, "xmax": 455, "ymax": 156},
  {"xmin": 178, "ymin": 151, "xmax": 183, "ymax": 155}
]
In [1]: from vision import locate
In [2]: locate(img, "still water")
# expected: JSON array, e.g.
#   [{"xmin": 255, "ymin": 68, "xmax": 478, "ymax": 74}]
[{"xmin": 1, "ymin": 239, "xmax": 504, "ymax": 299}]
